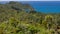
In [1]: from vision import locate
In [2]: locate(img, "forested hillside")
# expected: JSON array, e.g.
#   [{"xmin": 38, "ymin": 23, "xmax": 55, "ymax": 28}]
[{"xmin": 0, "ymin": 1, "xmax": 60, "ymax": 34}]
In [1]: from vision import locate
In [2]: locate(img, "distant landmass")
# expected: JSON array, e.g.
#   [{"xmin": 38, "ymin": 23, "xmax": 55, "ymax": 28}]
[{"xmin": 0, "ymin": 1, "xmax": 60, "ymax": 13}]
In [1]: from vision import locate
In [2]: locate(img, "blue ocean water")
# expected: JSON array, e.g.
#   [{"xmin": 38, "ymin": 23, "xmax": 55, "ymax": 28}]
[
  {"xmin": 33, "ymin": 5, "xmax": 60, "ymax": 13},
  {"xmin": 0, "ymin": 1, "xmax": 60, "ymax": 13},
  {"xmin": 21, "ymin": 1, "xmax": 60, "ymax": 13}
]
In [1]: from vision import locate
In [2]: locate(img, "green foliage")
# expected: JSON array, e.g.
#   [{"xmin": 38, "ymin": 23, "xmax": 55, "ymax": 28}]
[{"xmin": 0, "ymin": 1, "xmax": 60, "ymax": 34}]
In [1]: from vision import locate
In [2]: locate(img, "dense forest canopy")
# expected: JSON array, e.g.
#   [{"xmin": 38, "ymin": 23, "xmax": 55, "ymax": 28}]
[{"xmin": 0, "ymin": 1, "xmax": 60, "ymax": 34}]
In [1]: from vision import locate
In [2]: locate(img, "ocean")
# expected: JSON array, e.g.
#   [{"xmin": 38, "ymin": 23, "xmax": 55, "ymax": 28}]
[
  {"xmin": 21, "ymin": 1, "xmax": 60, "ymax": 13},
  {"xmin": 0, "ymin": 1, "xmax": 60, "ymax": 13}
]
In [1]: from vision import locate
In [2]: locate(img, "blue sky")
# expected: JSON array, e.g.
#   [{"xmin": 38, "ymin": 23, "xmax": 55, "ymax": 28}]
[{"xmin": 0, "ymin": 0, "xmax": 60, "ymax": 1}]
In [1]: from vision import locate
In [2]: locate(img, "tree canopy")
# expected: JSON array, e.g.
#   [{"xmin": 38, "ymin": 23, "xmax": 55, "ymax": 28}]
[{"xmin": 0, "ymin": 1, "xmax": 60, "ymax": 34}]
